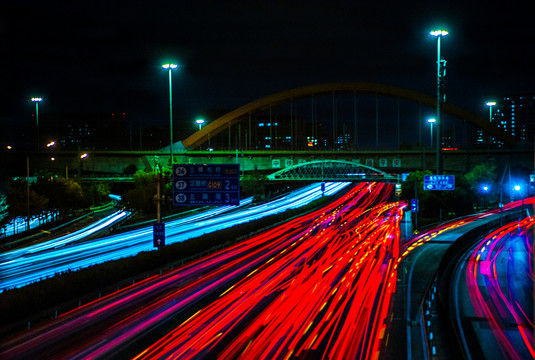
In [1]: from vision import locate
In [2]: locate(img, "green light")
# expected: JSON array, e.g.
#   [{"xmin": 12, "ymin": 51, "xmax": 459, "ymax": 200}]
[
  {"xmin": 162, "ymin": 64, "xmax": 178, "ymax": 69},
  {"xmin": 430, "ymin": 30, "xmax": 448, "ymax": 36}
]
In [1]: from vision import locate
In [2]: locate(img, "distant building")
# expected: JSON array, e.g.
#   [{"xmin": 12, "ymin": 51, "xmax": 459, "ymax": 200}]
[
  {"xmin": 477, "ymin": 96, "xmax": 535, "ymax": 147},
  {"xmin": 44, "ymin": 112, "xmax": 128, "ymax": 150}
]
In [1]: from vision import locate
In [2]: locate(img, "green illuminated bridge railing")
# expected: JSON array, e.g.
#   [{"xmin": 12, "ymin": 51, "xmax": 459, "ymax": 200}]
[{"xmin": 266, "ymin": 160, "xmax": 397, "ymax": 181}]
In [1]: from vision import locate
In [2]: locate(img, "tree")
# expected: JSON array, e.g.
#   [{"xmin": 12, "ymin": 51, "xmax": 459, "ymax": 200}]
[
  {"xmin": 85, "ymin": 183, "xmax": 111, "ymax": 205},
  {"xmin": 33, "ymin": 177, "xmax": 90, "ymax": 214},
  {"xmin": 6, "ymin": 180, "xmax": 49, "ymax": 220},
  {"xmin": 121, "ymin": 170, "xmax": 158, "ymax": 214},
  {"xmin": 401, "ymin": 169, "xmax": 473, "ymax": 224},
  {"xmin": 464, "ymin": 163, "xmax": 498, "ymax": 209},
  {"xmin": 241, "ymin": 171, "xmax": 267, "ymax": 203}
]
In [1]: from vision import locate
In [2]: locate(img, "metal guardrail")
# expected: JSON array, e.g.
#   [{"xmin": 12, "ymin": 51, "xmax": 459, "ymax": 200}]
[{"xmin": 430, "ymin": 210, "xmax": 522, "ymax": 359}]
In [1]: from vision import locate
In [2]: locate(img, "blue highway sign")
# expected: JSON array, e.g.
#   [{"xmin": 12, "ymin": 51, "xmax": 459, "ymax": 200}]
[
  {"xmin": 173, "ymin": 164, "xmax": 240, "ymax": 206},
  {"xmin": 423, "ymin": 175, "xmax": 455, "ymax": 190}
]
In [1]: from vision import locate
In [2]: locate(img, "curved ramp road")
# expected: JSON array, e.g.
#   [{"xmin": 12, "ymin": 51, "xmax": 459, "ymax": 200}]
[
  {"xmin": 0, "ymin": 182, "xmax": 349, "ymax": 291},
  {"xmin": 1, "ymin": 182, "xmax": 404, "ymax": 360},
  {"xmin": 462, "ymin": 215, "xmax": 534, "ymax": 359}
]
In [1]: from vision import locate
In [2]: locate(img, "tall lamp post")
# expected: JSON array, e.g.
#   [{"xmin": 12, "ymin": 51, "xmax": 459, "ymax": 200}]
[
  {"xmin": 427, "ymin": 118, "xmax": 436, "ymax": 147},
  {"xmin": 486, "ymin": 101, "xmax": 496, "ymax": 144},
  {"xmin": 31, "ymin": 97, "xmax": 42, "ymax": 150},
  {"xmin": 195, "ymin": 118, "xmax": 205, "ymax": 130},
  {"xmin": 162, "ymin": 64, "xmax": 178, "ymax": 165},
  {"xmin": 485, "ymin": 101, "xmax": 496, "ymax": 121},
  {"xmin": 430, "ymin": 29, "xmax": 448, "ymax": 175}
]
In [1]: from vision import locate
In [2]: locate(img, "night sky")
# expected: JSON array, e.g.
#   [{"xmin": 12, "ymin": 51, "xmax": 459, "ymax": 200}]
[{"xmin": 2, "ymin": 1, "xmax": 534, "ymax": 140}]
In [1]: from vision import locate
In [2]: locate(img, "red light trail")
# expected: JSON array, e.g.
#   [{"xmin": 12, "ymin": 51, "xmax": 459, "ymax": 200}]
[
  {"xmin": 466, "ymin": 215, "xmax": 534, "ymax": 359},
  {"xmin": 2, "ymin": 183, "xmax": 411, "ymax": 360},
  {"xmin": 132, "ymin": 182, "xmax": 404, "ymax": 360}
]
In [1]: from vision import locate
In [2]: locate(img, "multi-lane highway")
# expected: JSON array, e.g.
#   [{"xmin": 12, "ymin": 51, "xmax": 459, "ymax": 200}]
[
  {"xmin": 0, "ymin": 182, "xmax": 349, "ymax": 291},
  {"xmin": 2, "ymin": 181, "xmax": 532, "ymax": 360},
  {"xmin": 1, "ymin": 182, "xmax": 406, "ymax": 359}
]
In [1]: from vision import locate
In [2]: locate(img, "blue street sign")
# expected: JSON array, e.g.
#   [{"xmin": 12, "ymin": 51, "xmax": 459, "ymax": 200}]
[
  {"xmin": 423, "ymin": 175, "xmax": 455, "ymax": 190},
  {"xmin": 411, "ymin": 199, "xmax": 419, "ymax": 213},
  {"xmin": 153, "ymin": 222, "xmax": 165, "ymax": 247},
  {"xmin": 173, "ymin": 164, "xmax": 240, "ymax": 206}
]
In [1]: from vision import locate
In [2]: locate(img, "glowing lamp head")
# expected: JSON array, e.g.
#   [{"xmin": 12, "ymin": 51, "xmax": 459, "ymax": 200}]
[
  {"xmin": 513, "ymin": 185, "xmax": 521, "ymax": 191},
  {"xmin": 162, "ymin": 64, "xmax": 178, "ymax": 70},
  {"xmin": 486, "ymin": 101, "xmax": 496, "ymax": 106},
  {"xmin": 80, "ymin": 153, "xmax": 88, "ymax": 159},
  {"xmin": 481, "ymin": 185, "xmax": 489, "ymax": 192},
  {"xmin": 430, "ymin": 30, "xmax": 448, "ymax": 37},
  {"xmin": 31, "ymin": 97, "xmax": 42, "ymax": 102},
  {"xmin": 427, "ymin": 118, "xmax": 436, "ymax": 123},
  {"xmin": 195, "ymin": 118, "xmax": 205, "ymax": 125}
]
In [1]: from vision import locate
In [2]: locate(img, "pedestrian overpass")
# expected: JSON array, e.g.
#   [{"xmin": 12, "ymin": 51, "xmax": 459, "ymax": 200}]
[{"xmin": 266, "ymin": 159, "xmax": 397, "ymax": 182}]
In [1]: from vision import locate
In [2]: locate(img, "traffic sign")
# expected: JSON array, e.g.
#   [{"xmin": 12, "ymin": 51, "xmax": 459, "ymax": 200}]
[
  {"xmin": 423, "ymin": 175, "xmax": 455, "ymax": 190},
  {"xmin": 153, "ymin": 222, "xmax": 165, "ymax": 247},
  {"xmin": 411, "ymin": 199, "xmax": 419, "ymax": 212},
  {"xmin": 173, "ymin": 164, "xmax": 240, "ymax": 206}
]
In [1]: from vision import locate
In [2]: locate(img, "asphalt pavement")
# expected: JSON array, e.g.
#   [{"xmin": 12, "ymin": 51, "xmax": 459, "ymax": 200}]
[{"xmin": 382, "ymin": 209, "xmax": 524, "ymax": 360}]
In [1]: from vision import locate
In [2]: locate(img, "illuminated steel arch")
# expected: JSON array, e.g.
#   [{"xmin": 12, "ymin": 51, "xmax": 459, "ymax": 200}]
[
  {"xmin": 266, "ymin": 160, "xmax": 397, "ymax": 181},
  {"xmin": 181, "ymin": 82, "xmax": 517, "ymax": 149}
]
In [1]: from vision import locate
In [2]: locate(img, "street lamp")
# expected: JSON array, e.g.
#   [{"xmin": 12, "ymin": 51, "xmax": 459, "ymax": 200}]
[
  {"xmin": 485, "ymin": 101, "xmax": 496, "ymax": 122},
  {"xmin": 31, "ymin": 97, "xmax": 42, "ymax": 150},
  {"xmin": 195, "ymin": 118, "xmax": 205, "ymax": 130},
  {"xmin": 429, "ymin": 29, "xmax": 448, "ymax": 175},
  {"xmin": 485, "ymin": 101, "xmax": 496, "ymax": 143},
  {"xmin": 427, "ymin": 118, "xmax": 436, "ymax": 147},
  {"xmin": 162, "ymin": 63, "xmax": 179, "ymax": 165}
]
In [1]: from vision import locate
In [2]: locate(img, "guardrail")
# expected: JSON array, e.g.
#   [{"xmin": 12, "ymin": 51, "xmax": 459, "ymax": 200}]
[{"xmin": 431, "ymin": 210, "xmax": 522, "ymax": 359}]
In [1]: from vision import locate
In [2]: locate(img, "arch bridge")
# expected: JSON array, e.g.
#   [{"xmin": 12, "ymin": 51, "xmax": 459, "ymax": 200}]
[
  {"xmin": 180, "ymin": 82, "xmax": 517, "ymax": 150},
  {"xmin": 266, "ymin": 159, "xmax": 398, "ymax": 182}
]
